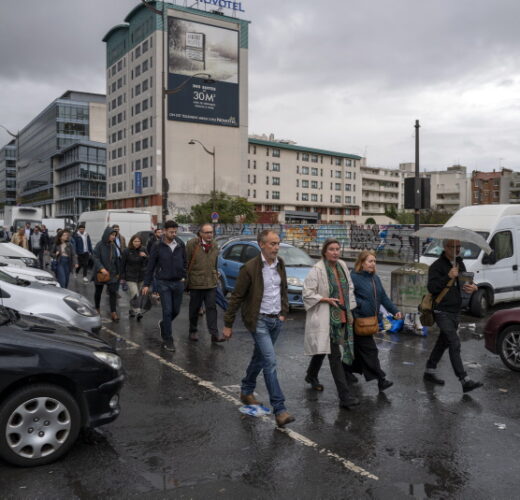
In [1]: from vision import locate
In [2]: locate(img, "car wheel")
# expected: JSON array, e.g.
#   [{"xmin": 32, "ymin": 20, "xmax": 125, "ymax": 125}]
[
  {"xmin": 219, "ymin": 276, "xmax": 227, "ymax": 296},
  {"xmin": 0, "ymin": 384, "xmax": 81, "ymax": 467},
  {"xmin": 498, "ymin": 325, "xmax": 520, "ymax": 372},
  {"xmin": 470, "ymin": 288, "xmax": 488, "ymax": 317}
]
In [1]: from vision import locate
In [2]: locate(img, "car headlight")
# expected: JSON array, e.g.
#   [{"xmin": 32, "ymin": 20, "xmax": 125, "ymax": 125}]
[
  {"xmin": 64, "ymin": 295, "xmax": 97, "ymax": 316},
  {"xmin": 287, "ymin": 277, "xmax": 304, "ymax": 287},
  {"xmin": 93, "ymin": 351, "xmax": 122, "ymax": 370},
  {"xmin": 21, "ymin": 257, "xmax": 38, "ymax": 268}
]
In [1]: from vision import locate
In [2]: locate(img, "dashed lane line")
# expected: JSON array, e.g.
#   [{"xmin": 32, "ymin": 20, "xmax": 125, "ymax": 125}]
[{"xmin": 102, "ymin": 326, "xmax": 379, "ymax": 481}]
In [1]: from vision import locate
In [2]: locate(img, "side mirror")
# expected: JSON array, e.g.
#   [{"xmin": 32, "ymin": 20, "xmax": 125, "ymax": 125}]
[{"xmin": 482, "ymin": 251, "xmax": 497, "ymax": 265}]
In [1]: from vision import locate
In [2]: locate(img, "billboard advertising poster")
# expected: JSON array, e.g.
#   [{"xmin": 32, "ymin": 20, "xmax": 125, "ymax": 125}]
[{"xmin": 167, "ymin": 17, "xmax": 239, "ymax": 127}]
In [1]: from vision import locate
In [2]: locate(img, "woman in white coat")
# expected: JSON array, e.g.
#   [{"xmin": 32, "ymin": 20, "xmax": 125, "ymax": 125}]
[{"xmin": 303, "ymin": 239, "xmax": 360, "ymax": 410}]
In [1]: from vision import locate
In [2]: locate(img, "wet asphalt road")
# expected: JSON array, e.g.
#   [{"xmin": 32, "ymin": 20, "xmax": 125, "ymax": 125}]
[{"xmin": 1, "ymin": 264, "xmax": 519, "ymax": 499}]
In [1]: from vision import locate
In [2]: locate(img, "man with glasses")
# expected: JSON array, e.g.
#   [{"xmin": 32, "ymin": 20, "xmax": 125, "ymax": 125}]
[
  {"xmin": 424, "ymin": 239, "xmax": 483, "ymax": 393},
  {"xmin": 185, "ymin": 223, "xmax": 225, "ymax": 343}
]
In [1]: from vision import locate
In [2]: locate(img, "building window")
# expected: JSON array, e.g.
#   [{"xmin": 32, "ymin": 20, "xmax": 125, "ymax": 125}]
[
  {"xmin": 311, "ymin": 167, "xmax": 318, "ymax": 176},
  {"xmin": 266, "ymin": 191, "xmax": 269, "ymax": 199},
  {"xmin": 345, "ymin": 160, "xmax": 352, "ymax": 166},
  {"xmin": 335, "ymin": 158, "xmax": 342, "ymax": 166},
  {"xmin": 345, "ymin": 196, "xmax": 352, "ymax": 203},
  {"xmin": 266, "ymin": 176, "xmax": 269, "ymax": 185},
  {"xmin": 272, "ymin": 191, "xmax": 280, "ymax": 200},
  {"xmin": 311, "ymin": 154, "xmax": 318, "ymax": 163},
  {"xmin": 311, "ymin": 194, "xmax": 318, "ymax": 202},
  {"xmin": 272, "ymin": 163, "xmax": 280, "ymax": 171},
  {"xmin": 346, "ymin": 171, "xmax": 352, "ymax": 179},
  {"xmin": 266, "ymin": 162, "xmax": 269, "ymax": 171},
  {"xmin": 335, "ymin": 170, "xmax": 342, "ymax": 178},
  {"xmin": 335, "ymin": 183, "xmax": 341, "ymax": 191},
  {"xmin": 272, "ymin": 148, "xmax": 280, "ymax": 157},
  {"xmin": 302, "ymin": 166, "xmax": 309, "ymax": 175},
  {"xmin": 345, "ymin": 184, "xmax": 352, "ymax": 191},
  {"xmin": 302, "ymin": 193, "xmax": 309, "ymax": 201},
  {"xmin": 296, "ymin": 179, "xmax": 299, "ymax": 187},
  {"xmin": 302, "ymin": 180, "xmax": 309, "ymax": 188},
  {"xmin": 272, "ymin": 177, "xmax": 280, "ymax": 185},
  {"xmin": 335, "ymin": 195, "xmax": 341, "ymax": 203},
  {"xmin": 302, "ymin": 153, "xmax": 309, "ymax": 161},
  {"xmin": 311, "ymin": 181, "xmax": 318, "ymax": 189}
]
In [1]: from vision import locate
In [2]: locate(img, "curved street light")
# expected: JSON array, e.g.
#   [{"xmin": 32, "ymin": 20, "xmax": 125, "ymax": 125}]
[
  {"xmin": 0, "ymin": 125, "xmax": 18, "ymax": 139},
  {"xmin": 189, "ymin": 139, "xmax": 216, "ymax": 213}
]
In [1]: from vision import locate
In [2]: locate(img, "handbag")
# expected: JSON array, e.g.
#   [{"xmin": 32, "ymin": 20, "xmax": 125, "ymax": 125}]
[
  {"xmin": 354, "ymin": 278, "xmax": 379, "ymax": 336},
  {"xmin": 50, "ymin": 258, "xmax": 58, "ymax": 273},
  {"xmin": 418, "ymin": 278, "xmax": 455, "ymax": 327},
  {"xmin": 96, "ymin": 270, "xmax": 110, "ymax": 283}
]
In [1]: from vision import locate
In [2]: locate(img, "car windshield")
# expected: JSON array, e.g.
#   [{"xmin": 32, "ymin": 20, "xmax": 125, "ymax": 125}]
[
  {"xmin": 0, "ymin": 269, "xmax": 29, "ymax": 286},
  {"xmin": 423, "ymin": 232, "xmax": 489, "ymax": 260},
  {"xmin": 278, "ymin": 246, "xmax": 314, "ymax": 266}
]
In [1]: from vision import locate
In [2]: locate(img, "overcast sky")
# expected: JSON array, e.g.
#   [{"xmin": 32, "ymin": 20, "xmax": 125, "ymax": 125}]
[{"xmin": 1, "ymin": 0, "xmax": 519, "ymax": 171}]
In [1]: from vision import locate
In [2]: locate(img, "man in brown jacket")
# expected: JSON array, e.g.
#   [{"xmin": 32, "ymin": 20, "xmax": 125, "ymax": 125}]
[
  {"xmin": 186, "ymin": 223, "xmax": 225, "ymax": 342},
  {"xmin": 223, "ymin": 230, "xmax": 294, "ymax": 428}
]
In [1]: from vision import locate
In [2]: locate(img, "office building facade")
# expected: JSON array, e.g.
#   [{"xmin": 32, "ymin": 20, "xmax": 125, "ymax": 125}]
[
  {"xmin": 247, "ymin": 137, "xmax": 362, "ymax": 223},
  {"xmin": 103, "ymin": 2, "xmax": 249, "ymax": 223},
  {"xmin": 16, "ymin": 91, "xmax": 106, "ymax": 217},
  {"xmin": 0, "ymin": 140, "xmax": 17, "ymax": 209}
]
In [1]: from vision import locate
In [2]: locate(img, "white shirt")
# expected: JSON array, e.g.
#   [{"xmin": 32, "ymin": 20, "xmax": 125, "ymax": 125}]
[
  {"xmin": 260, "ymin": 253, "xmax": 281, "ymax": 315},
  {"xmin": 167, "ymin": 239, "xmax": 177, "ymax": 253},
  {"xmin": 79, "ymin": 232, "xmax": 89, "ymax": 253}
]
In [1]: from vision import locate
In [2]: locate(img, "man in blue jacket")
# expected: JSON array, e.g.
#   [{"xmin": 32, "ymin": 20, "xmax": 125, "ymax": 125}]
[
  {"xmin": 142, "ymin": 220, "xmax": 186, "ymax": 352},
  {"xmin": 72, "ymin": 224, "xmax": 93, "ymax": 282}
]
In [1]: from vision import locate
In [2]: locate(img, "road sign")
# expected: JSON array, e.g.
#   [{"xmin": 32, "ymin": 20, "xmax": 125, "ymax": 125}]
[{"xmin": 211, "ymin": 212, "xmax": 219, "ymax": 220}]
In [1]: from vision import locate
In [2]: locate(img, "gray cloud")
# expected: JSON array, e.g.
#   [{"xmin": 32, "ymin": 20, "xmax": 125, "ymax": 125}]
[{"xmin": 2, "ymin": 0, "xmax": 520, "ymax": 170}]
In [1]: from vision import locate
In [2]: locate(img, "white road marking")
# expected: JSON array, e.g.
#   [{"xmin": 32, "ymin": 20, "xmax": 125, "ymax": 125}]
[{"xmin": 102, "ymin": 327, "xmax": 379, "ymax": 481}]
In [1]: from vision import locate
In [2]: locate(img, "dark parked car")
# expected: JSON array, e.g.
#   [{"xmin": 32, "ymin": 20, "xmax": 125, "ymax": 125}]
[
  {"xmin": 484, "ymin": 308, "xmax": 520, "ymax": 371},
  {"xmin": 0, "ymin": 308, "xmax": 124, "ymax": 467}
]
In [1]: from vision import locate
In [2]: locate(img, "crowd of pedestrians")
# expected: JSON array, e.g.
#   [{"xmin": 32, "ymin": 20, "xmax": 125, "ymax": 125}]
[{"xmin": 14, "ymin": 220, "xmax": 483, "ymax": 428}]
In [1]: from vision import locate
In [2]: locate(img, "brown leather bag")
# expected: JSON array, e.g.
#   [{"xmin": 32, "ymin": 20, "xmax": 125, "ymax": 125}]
[
  {"xmin": 354, "ymin": 277, "xmax": 379, "ymax": 336},
  {"xmin": 96, "ymin": 270, "xmax": 110, "ymax": 283}
]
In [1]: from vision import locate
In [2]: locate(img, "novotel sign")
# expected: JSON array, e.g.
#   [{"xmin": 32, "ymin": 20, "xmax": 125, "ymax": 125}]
[{"xmin": 197, "ymin": 0, "xmax": 246, "ymax": 13}]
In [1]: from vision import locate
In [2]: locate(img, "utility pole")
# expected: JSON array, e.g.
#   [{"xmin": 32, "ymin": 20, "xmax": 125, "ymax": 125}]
[{"xmin": 414, "ymin": 119, "xmax": 420, "ymax": 262}]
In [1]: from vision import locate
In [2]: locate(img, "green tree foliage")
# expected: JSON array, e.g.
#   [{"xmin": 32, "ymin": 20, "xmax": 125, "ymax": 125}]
[
  {"xmin": 384, "ymin": 205, "xmax": 398, "ymax": 220},
  {"xmin": 190, "ymin": 192, "xmax": 257, "ymax": 225},
  {"xmin": 394, "ymin": 209, "xmax": 452, "ymax": 225},
  {"xmin": 175, "ymin": 213, "xmax": 192, "ymax": 224},
  {"xmin": 365, "ymin": 217, "xmax": 376, "ymax": 224}
]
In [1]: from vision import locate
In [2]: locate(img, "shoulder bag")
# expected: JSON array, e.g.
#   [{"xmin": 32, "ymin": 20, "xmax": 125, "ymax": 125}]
[
  {"xmin": 418, "ymin": 278, "xmax": 455, "ymax": 327},
  {"xmin": 96, "ymin": 244, "xmax": 113, "ymax": 283},
  {"xmin": 354, "ymin": 277, "xmax": 379, "ymax": 336}
]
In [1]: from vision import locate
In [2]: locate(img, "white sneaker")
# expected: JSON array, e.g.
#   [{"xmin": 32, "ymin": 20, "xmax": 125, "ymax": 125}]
[{"xmin": 83, "ymin": 277, "xmax": 89, "ymax": 283}]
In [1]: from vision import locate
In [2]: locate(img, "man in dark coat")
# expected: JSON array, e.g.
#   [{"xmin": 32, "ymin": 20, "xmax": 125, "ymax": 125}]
[
  {"xmin": 142, "ymin": 220, "xmax": 186, "ymax": 352},
  {"xmin": 424, "ymin": 239, "xmax": 483, "ymax": 393}
]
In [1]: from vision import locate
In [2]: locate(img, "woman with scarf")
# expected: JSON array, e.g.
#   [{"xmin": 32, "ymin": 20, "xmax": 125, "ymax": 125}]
[
  {"xmin": 303, "ymin": 239, "xmax": 360, "ymax": 409},
  {"xmin": 93, "ymin": 226, "xmax": 121, "ymax": 322},
  {"xmin": 51, "ymin": 229, "xmax": 78, "ymax": 289},
  {"xmin": 349, "ymin": 250, "xmax": 402, "ymax": 391}
]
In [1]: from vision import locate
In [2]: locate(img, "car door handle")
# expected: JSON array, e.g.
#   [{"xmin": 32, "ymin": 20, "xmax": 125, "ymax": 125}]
[{"xmin": 513, "ymin": 265, "xmax": 518, "ymax": 271}]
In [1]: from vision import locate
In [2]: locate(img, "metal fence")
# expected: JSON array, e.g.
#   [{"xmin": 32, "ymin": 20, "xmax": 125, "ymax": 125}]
[{"xmin": 191, "ymin": 223, "xmax": 436, "ymax": 263}]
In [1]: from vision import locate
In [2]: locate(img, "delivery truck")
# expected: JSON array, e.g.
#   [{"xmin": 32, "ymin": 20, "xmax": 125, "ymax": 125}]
[{"xmin": 421, "ymin": 204, "xmax": 520, "ymax": 316}]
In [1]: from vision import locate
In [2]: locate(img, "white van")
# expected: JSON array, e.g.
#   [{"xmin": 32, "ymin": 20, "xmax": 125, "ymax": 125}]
[
  {"xmin": 421, "ymin": 204, "xmax": 520, "ymax": 316},
  {"xmin": 78, "ymin": 210, "xmax": 153, "ymax": 246}
]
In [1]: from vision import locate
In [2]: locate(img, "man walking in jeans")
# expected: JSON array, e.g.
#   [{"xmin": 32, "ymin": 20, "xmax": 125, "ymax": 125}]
[
  {"xmin": 142, "ymin": 220, "xmax": 186, "ymax": 352},
  {"xmin": 424, "ymin": 239, "xmax": 483, "ymax": 393},
  {"xmin": 223, "ymin": 230, "xmax": 295, "ymax": 427}
]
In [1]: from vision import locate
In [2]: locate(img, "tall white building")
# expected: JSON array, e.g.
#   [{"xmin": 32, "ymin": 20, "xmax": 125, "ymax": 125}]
[
  {"xmin": 103, "ymin": 2, "xmax": 249, "ymax": 224},
  {"xmin": 247, "ymin": 137, "xmax": 362, "ymax": 223},
  {"xmin": 360, "ymin": 165, "xmax": 403, "ymax": 219}
]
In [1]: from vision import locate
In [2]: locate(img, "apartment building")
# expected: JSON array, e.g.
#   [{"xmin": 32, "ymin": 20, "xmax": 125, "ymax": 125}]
[
  {"xmin": 103, "ymin": 2, "xmax": 249, "ymax": 223},
  {"xmin": 360, "ymin": 165, "xmax": 403, "ymax": 218},
  {"xmin": 0, "ymin": 140, "xmax": 16, "ymax": 208},
  {"xmin": 247, "ymin": 137, "xmax": 362, "ymax": 223},
  {"xmin": 471, "ymin": 169, "xmax": 512, "ymax": 205}
]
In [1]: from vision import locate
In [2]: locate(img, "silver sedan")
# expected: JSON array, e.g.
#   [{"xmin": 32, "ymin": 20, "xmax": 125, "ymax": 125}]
[{"xmin": 0, "ymin": 270, "xmax": 101, "ymax": 333}]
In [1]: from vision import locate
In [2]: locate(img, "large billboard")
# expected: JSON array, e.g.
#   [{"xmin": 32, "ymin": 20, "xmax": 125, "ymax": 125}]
[{"xmin": 167, "ymin": 17, "xmax": 239, "ymax": 127}]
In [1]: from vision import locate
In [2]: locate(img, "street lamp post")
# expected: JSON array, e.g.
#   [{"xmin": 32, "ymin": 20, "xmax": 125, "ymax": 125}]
[
  {"xmin": 139, "ymin": 1, "xmax": 213, "ymax": 225},
  {"xmin": 188, "ymin": 139, "xmax": 216, "ymax": 213}
]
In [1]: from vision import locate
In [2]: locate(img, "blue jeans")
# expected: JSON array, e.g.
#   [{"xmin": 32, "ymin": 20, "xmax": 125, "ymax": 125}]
[
  {"xmin": 56, "ymin": 256, "xmax": 70, "ymax": 289},
  {"xmin": 156, "ymin": 279, "xmax": 184, "ymax": 341},
  {"xmin": 241, "ymin": 316, "xmax": 286, "ymax": 415}
]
